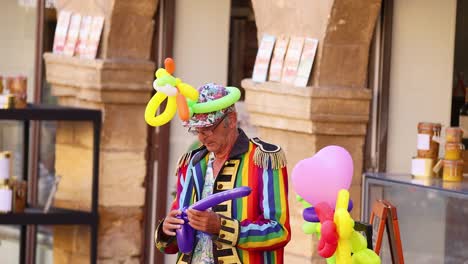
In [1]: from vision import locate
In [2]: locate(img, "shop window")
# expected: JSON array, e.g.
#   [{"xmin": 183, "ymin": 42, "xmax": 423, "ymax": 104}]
[{"xmin": 0, "ymin": 2, "xmax": 58, "ymax": 263}]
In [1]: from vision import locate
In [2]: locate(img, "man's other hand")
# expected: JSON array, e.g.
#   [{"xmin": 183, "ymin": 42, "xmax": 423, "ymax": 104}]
[
  {"xmin": 162, "ymin": 210, "xmax": 184, "ymax": 236},
  {"xmin": 187, "ymin": 209, "xmax": 221, "ymax": 235}
]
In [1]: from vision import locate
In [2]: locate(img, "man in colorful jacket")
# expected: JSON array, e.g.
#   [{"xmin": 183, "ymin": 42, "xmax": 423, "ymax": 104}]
[{"xmin": 155, "ymin": 83, "xmax": 291, "ymax": 263}]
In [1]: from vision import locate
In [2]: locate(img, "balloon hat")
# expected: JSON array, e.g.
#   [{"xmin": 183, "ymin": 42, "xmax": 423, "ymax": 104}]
[
  {"xmin": 144, "ymin": 58, "xmax": 241, "ymax": 127},
  {"xmin": 182, "ymin": 83, "xmax": 240, "ymax": 128}
]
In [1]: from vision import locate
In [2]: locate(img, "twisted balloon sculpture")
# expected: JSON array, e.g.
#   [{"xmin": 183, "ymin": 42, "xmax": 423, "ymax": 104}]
[
  {"xmin": 176, "ymin": 186, "xmax": 252, "ymax": 254},
  {"xmin": 292, "ymin": 146, "xmax": 380, "ymax": 264},
  {"xmin": 144, "ymin": 58, "xmax": 242, "ymax": 127},
  {"xmin": 145, "ymin": 58, "xmax": 199, "ymax": 127},
  {"xmin": 301, "ymin": 190, "xmax": 381, "ymax": 264}
]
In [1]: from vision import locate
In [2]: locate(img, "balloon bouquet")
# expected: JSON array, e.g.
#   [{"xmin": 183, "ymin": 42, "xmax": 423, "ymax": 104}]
[
  {"xmin": 292, "ymin": 146, "xmax": 381, "ymax": 264},
  {"xmin": 145, "ymin": 58, "xmax": 250, "ymax": 253}
]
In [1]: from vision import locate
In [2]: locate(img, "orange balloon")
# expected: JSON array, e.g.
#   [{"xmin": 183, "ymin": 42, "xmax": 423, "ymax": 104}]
[
  {"xmin": 165, "ymin": 58, "xmax": 175, "ymax": 74},
  {"xmin": 176, "ymin": 93, "xmax": 190, "ymax": 121}
]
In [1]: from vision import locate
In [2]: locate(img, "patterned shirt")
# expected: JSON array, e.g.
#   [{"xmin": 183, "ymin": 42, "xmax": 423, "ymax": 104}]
[{"xmin": 191, "ymin": 152, "xmax": 216, "ymax": 264}]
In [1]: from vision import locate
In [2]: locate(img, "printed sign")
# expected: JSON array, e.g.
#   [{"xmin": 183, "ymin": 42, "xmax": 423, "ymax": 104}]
[
  {"xmin": 76, "ymin": 15, "xmax": 92, "ymax": 57},
  {"xmin": 63, "ymin": 13, "xmax": 82, "ymax": 56},
  {"xmin": 281, "ymin": 37, "xmax": 304, "ymax": 85},
  {"xmin": 52, "ymin": 11, "xmax": 71, "ymax": 54},
  {"xmin": 268, "ymin": 36, "xmax": 289, "ymax": 82},
  {"xmin": 252, "ymin": 34, "xmax": 276, "ymax": 83},
  {"xmin": 294, "ymin": 38, "xmax": 319, "ymax": 87},
  {"xmin": 83, "ymin": 16, "xmax": 104, "ymax": 59}
]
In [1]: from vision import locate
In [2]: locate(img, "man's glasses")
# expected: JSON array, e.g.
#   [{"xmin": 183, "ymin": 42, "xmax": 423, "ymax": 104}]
[{"xmin": 188, "ymin": 113, "xmax": 228, "ymax": 136}]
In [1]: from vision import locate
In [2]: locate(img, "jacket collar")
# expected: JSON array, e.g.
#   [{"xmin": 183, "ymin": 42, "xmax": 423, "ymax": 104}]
[{"xmin": 191, "ymin": 128, "xmax": 250, "ymax": 165}]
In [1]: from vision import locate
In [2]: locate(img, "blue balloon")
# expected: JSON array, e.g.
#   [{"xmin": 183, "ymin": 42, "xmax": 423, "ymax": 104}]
[{"xmin": 303, "ymin": 207, "xmax": 320, "ymax": 222}]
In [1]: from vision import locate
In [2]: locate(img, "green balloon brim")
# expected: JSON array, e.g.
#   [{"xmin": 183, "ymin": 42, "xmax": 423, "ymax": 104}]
[{"xmin": 191, "ymin": 86, "xmax": 241, "ymax": 114}]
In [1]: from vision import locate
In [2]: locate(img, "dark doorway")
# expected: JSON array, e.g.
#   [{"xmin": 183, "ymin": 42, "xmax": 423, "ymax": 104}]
[{"xmin": 228, "ymin": 0, "xmax": 257, "ymax": 100}]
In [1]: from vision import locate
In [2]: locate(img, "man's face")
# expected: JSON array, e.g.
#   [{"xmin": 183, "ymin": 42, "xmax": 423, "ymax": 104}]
[{"xmin": 195, "ymin": 112, "xmax": 237, "ymax": 153}]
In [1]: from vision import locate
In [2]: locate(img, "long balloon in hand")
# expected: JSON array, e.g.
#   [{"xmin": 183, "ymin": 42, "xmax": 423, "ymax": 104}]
[
  {"xmin": 176, "ymin": 186, "xmax": 252, "ymax": 254},
  {"xmin": 145, "ymin": 58, "xmax": 199, "ymax": 127}
]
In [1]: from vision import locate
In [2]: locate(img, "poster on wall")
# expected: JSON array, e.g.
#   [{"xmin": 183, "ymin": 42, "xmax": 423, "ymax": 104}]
[
  {"xmin": 75, "ymin": 15, "xmax": 92, "ymax": 57},
  {"xmin": 268, "ymin": 36, "xmax": 289, "ymax": 82},
  {"xmin": 83, "ymin": 16, "xmax": 104, "ymax": 59},
  {"xmin": 252, "ymin": 34, "xmax": 276, "ymax": 83},
  {"xmin": 52, "ymin": 10, "xmax": 71, "ymax": 54},
  {"xmin": 294, "ymin": 38, "xmax": 319, "ymax": 87},
  {"xmin": 63, "ymin": 13, "xmax": 82, "ymax": 56},
  {"xmin": 281, "ymin": 36, "xmax": 304, "ymax": 85}
]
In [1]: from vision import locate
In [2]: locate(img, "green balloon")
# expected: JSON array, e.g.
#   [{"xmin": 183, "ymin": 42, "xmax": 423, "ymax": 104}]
[
  {"xmin": 296, "ymin": 194, "xmax": 303, "ymax": 202},
  {"xmin": 192, "ymin": 87, "xmax": 240, "ymax": 113},
  {"xmin": 187, "ymin": 99, "xmax": 197, "ymax": 107},
  {"xmin": 350, "ymin": 231, "xmax": 367, "ymax": 252},
  {"xmin": 302, "ymin": 222, "xmax": 318, "ymax": 235},
  {"xmin": 326, "ymin": 255, "xmax": 336, "ymax": 264},
  {"xmin": 296, "ymin": 194, "xmax": 313, "ymax": 208},
  {"xmin": 352, "ymin": 249, "xmax": 381, "ymax": 264},
  {"xmin": 156, "ymin": 75, "xmax": 176, "ymax": 87}
]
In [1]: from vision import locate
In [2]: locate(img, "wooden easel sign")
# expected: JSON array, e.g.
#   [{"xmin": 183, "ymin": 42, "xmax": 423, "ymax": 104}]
[{"xmin": 370, "ymin": 199, "xmax": 405, "ymax": 264}]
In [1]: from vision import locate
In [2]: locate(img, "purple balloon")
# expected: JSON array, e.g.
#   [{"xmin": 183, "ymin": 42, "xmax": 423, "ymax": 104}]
[
  {"xmin": 302, "ymin": 199, "xmax": 353, "ymax": 223},
  {"xmin": 176, "ymin": 186, "xmax": 252, "ymax": 254},
  {"xmin": 191, "ymin": 187, "xmax": 252, "ymax": 211},
  {"xmin": 176, "ymin": 210, "xmax": 194, "ymax": 254},
  {"xmin": 303, "ymin": 207, "xmax": 319, "ymax": 222},
  {"xmin": 348, "ymin": 199, "xmax": 353, "ymax": 212}
]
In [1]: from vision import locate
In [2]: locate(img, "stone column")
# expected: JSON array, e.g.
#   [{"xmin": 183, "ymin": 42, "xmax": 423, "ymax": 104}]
[
  {"xmin": 44, "ymin": 0, "xmax": 158, "ymax": 263},
  {"xmin": 246, "ymin": 0, "xmax": 381, "ymax": 262}
]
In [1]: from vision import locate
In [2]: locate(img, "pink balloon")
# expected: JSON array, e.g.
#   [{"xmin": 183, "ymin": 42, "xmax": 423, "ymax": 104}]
[{"xmin": 292, "ymin": 146, "xmax": 353, "ymax": 208}]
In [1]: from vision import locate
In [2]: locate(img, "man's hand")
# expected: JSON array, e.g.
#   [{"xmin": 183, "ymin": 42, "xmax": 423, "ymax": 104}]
[
  {"xmin": 162, "ymin": 210, "xmax": 185, "ymax": 236},
  {"xmin": 187, "ymin": 209, "xmax": 221, "ymax": 235}
]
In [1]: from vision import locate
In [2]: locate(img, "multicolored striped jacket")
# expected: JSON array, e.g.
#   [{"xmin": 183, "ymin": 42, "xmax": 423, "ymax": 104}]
[{"xmin": 155, "ymin": 129, "xmax": 291, "ymax": 263}]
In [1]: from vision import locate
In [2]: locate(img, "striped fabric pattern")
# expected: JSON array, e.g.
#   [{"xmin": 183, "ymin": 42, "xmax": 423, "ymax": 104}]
[
  {"xmin": 233, "ymin": 143, "xmax": 290, "ymax": 263},
  {"xmin": 155, "ymin": 130, "xmax": 291, "ymax": 263}
]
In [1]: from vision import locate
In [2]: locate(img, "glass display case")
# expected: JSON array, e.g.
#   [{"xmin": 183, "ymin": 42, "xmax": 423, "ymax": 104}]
[
  {"xmin": 0, "ymin": 104, "xmax": 101, "ymax": 264},
  {"xmin": 362, "ymin": 173, "xmax": 468, "ymax": 264}
]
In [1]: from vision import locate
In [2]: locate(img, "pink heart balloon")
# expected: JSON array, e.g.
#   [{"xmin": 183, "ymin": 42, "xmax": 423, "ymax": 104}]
[{"xmin": 292, "ymin": 146, "xmax": 353, "ymax": 208}]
